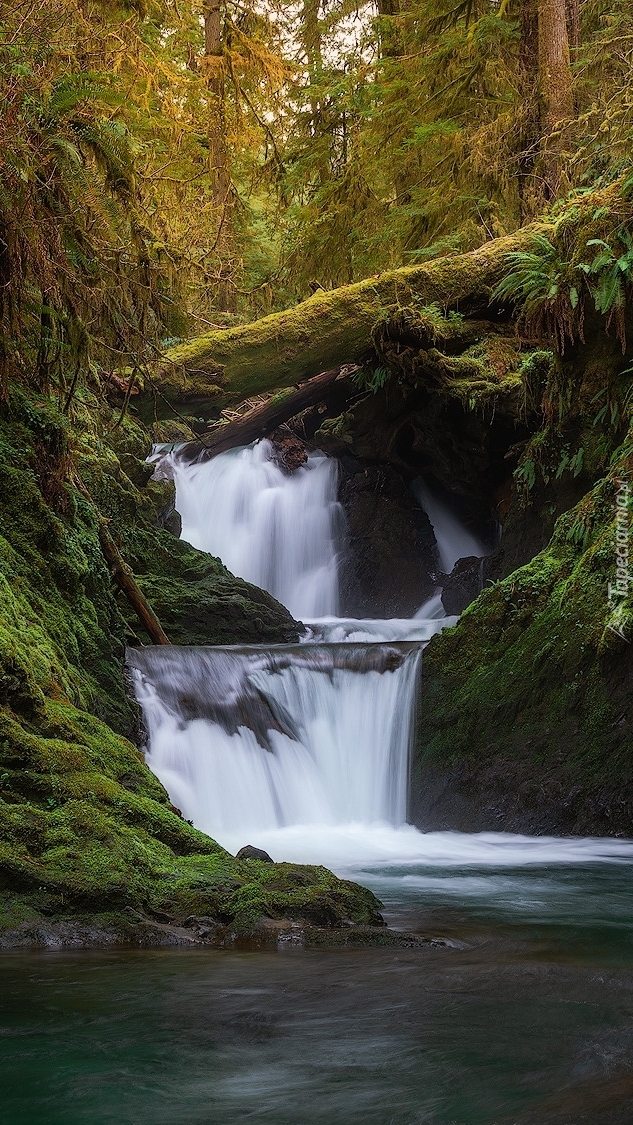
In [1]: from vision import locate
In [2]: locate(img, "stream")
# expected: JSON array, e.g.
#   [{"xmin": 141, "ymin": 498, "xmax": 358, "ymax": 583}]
[
  {"xmin": 3, "ymin": 439, "xmax": 632, "ymax": 1124},
  {"xmin": 2, "ymin": 857, "xmax": 633, "ymax": 1125}
]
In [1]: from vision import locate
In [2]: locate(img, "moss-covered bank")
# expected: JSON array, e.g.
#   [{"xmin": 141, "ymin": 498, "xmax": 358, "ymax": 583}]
[
  {"xmin": 411, "ymin": 409, "xmax": 633, "ymax": 836},
  {"xmin": 0, "ymin": 386, "xmax": 382, "ymax": 945}
]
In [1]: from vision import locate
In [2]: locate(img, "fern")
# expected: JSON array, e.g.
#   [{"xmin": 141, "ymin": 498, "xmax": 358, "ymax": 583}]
[
  {"xmin": 492, "ymin": 236, "xmax": 584, "ymax": 353},
  {"xmin": 583, "ymin": 231, "xmax": 633, "ymax": 349},
  {"xmin": 352, "ymin": 365, "xmax": 392, "ymax": 394}
]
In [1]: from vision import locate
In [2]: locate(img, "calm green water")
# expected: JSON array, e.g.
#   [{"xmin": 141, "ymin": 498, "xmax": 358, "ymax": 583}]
[{"xmin": 2, "ymin": 858, "xmax": 633, "ymax": 1125}]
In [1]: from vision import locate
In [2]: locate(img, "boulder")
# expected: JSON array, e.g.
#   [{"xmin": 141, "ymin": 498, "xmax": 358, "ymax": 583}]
[{"xmin": 237, "ymin": 845, "xmax": 275, "ymax": 863}]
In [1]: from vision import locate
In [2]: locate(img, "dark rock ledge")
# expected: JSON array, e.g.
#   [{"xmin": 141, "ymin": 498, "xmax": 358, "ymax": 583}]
[{"xmin": 0, "ymin": 913, "xmax": 452, "ymax": 952}]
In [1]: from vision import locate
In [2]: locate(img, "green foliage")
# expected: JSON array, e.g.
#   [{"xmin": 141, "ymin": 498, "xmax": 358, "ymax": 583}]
[
  {"xmin": 556, "ymin": 445, "xmax": 584, "ymax": 480},
  {"xmin": 493, "ymin": 236, "xmax": 585, "ymax": 352},
  {"xmin": 582, "ymin": 231, "xmax": 633, "ymax": 347},
  {"xmin": 514, "ymin": 457, "xmax": 535, "ymax": 492},
  {"xmin": 493, "ymin": 198, "xmax": 633, "ymax": 355},
  {"xmin": 352, "ymin": 365, "xmax": 392, "ymax": 394}
]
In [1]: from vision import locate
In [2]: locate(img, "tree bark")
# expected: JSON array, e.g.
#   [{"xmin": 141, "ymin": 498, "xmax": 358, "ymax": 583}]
[
  {"xmin": 538, "ymin": 0, "xmax": 573, "ymax": 199},
  {"xmin": 147, "ymin": 223, "xmax": 548, "ymax": 415},
  {"xmin": 377, "ymin": 0, "xmax": 401, "ymax": 58},
  {"xmin": 177, "ymin": 365, "xmax": 359, "ymax": 462},
  {"xmin": 517, "ymin": 0, "xmax": 539, "ymax": 220},
  {"xmin": 565, "ymin": 0, "xmax": 580, "ymax": 51},
  {"xmin": 203, "ymin": 0, "xmax": 236, "ymax": 313}
]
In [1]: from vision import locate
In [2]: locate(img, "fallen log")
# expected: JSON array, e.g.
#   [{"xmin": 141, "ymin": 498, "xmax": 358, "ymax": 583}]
[
  {"xmin": 147, "ymin": 224, "xmax": 546, "ymax": 414},
  {"xmin": 178, "ymin": 364, "xmax": 359, "ymax": 463}
]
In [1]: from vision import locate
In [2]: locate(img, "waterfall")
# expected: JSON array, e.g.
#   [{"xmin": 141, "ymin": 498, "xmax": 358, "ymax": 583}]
[
  {"xmin": 129, "ymin": 643, "xmax": 421, "ymax": 853},
  {"xmin": 413, "ymin": 479, "xmax": 486, "ymax": 573},
  {"xmin": 171, "ymin": 440, "xmax": 342, "ymax": 619},
  {"xmin": 131, "ymin": 440, "xmax": 473, "ymax": 864}
]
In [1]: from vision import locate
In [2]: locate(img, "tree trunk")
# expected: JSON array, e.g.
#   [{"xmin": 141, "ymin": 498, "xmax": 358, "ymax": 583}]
[
  {"xmin": 203, "ymin": 0, "xmax": 236, "ymax": 313},
  {"xmin": 302, "ymin": 0, "xmax": 323, "ymax": 122},
  {"xmin": 377, "ymin": 0, "xmax": 401, "ymax": 58},
  {"xmin": 517, "ymin": 0, "xmax": 539, "ymax": 220},
  {"xmin": 565, "ymin": 0, "xmax": 580, "ymax": 51},
  {"xmin": 538, "ymin": 0, "xmax": 573, "ymax": 199}
]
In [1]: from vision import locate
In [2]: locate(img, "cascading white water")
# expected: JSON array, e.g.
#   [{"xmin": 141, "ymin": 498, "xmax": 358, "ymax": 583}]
[
  {"xmin": 129, "ymin": 643, "xmax": 421, "ymax": 854},
  {"xmin": 131, "ymin": 440, "xmax": 477, "ymax": 864},
  {"xmin": 170, "ymin": 440, "xmax": 342, "ymax": 619},
  {"xmin": 130, "ymin": 441, "xmax": 633, "ymax": 883},
  {"xmin": 414, "ymin": 479, "xmax": 486, "ymax": 573}
]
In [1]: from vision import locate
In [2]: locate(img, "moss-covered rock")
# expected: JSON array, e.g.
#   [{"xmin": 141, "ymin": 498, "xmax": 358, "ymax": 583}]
[
  {"xmin": 0, "ymin": 385, "xmax": 377, "ymax": 944},
  {"xmin": 71, "ymin": 396, "xmax": 301, "ymax": 647},
  {"xmin": 411, "ymin": 437, "xmax": 633, "ymax": 836}
]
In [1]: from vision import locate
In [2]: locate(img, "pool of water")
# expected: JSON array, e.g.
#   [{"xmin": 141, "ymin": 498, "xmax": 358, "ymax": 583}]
[{"xmin": 2, "ymin": 844, "xmax": 633, "ymax": 1125}]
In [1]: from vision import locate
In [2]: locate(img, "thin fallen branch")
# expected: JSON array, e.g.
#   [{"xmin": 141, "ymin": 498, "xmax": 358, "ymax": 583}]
[{"xmin": 73, "ymin": 475, "xmax": 170, "ymax": 645}]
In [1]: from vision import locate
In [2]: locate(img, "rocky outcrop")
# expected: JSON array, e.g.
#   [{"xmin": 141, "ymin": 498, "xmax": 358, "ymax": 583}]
[
  {"xmin": 81, "ymin": 414, "xmax": 301, "ymax": 648},
  {"xmin": 337, "ymin": 457, "xmax": 439, "ymax": 617},
  {"xmin": 411, "ymin": 439, "xmax": 633, "ymax": 836},
  {"xmin": 0, "ymin": 386, "xmax": 378, "ymax": 943},
  {"xmin": 439, "ymin": 555, "xmax": 486, "ymax": 616}
]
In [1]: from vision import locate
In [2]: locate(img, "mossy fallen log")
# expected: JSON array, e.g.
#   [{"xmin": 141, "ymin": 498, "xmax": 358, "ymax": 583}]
[{"xmin": 148, "ymin": 226, "xmax": 546, "ymax": 414}]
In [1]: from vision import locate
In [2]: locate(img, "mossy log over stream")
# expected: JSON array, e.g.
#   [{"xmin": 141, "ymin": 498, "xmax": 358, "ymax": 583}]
[{"xmin": 149, "ymin": 226, "xmax": 546, "ymax": 412}]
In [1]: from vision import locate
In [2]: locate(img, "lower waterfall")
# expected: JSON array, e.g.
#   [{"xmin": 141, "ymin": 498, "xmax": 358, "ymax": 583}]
[
  {"xmin": 131, "ymin": 440, "xmax": 468, "ymax": 864},
  {"xmin": 129, "ymin": 642, "xmax": 421, "ymax": 856}
]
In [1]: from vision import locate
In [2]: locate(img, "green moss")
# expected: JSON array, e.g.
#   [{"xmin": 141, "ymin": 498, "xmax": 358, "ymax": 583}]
[
  {"xmin": 415, "ymin": 435, "xmax": 633, "ymax": 828},
  {"xmin": 70, "ymin": 395, "xmax": 301, "ymax": 645},
  {"xmin": 149, "ymin": 226, "xmax": 546, "ymax": 412},
  {"xmin": 0, "ymin": 384, "xmax": 377, "ymax": 939}
]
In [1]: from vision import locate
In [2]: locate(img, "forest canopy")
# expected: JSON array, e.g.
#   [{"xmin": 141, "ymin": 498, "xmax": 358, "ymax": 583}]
[{"xmin": 1, "ymin": 0, "xmax": 633, "ymax": 400}]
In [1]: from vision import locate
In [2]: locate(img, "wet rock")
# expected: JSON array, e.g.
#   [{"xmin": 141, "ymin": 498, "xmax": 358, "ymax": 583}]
[
  {"xmin": 269, "ymin": 427, "xmax": 308, "ymax": 472},
  {"xmin": 182, "ymin": 915, "xmax": 222, "ymax": 939},
  {"xmin": 237, "ymin": 845, "xmax": 275, "ymax": 863},
  {"xmin": 337, "ymin": 458, "xmax": 438, "ymax": 617},
  {"xmin": 439, "ymin": 555, "xmax": 484, "ymax": 615}
]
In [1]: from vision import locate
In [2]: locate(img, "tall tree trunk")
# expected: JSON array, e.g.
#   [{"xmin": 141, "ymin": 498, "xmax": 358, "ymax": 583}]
[
  {"xmin": 538, "ymin": 0, "xmax": 573, "ymax": 199},
  {"xmin": 302, "ymin": 0, "xmax": 324, "ymax": 134},
  {"xmin": 377, "ymin": 0, "xmax": 401, "ymax": 57},
  {"xmin": 517, "ymin": 0, "xmax": 539, "ymax": 220},
  {"xmin": 376, "ymin": 0, "xmax": 411, "ymax": 208},
  {"xmin": 565, "ymin": 0, "xmax": 580, "ymax": 51},
  {"xmin": 204, "ymin": 0, "xmax": 236, "ymax": 313}
]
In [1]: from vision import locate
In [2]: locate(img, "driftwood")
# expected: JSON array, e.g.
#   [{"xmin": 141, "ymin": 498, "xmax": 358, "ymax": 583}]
[
  {"xmin": 178, "ymin": 364, "xmax": 359, "ymax": 463},
  {"xmin": 74, "ymin": 476, "xmax": 170, "ymax": 646}
]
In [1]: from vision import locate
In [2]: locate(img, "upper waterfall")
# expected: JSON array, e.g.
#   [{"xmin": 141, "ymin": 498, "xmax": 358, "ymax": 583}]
[
  {"xmin": 413, "ymin": 479, "xmax": 487, "ymax": 574},
  {"xmin": 171, "ymin": 440, "xmax": 342, "ymax": 620}
]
